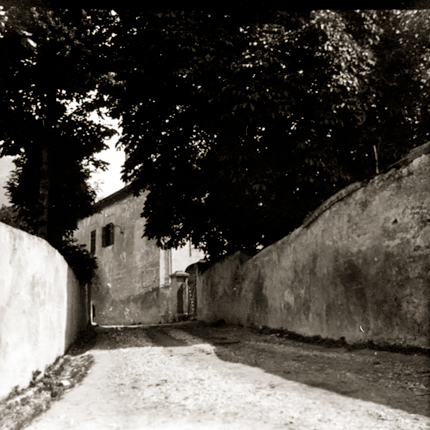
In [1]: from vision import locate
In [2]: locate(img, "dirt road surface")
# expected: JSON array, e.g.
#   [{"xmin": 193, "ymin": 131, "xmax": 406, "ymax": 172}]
[{"xmin": 23, "ymin": 322, "xmax": 430, "ymax": 430}]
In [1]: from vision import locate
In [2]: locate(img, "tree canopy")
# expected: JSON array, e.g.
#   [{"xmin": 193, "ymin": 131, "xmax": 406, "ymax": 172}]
[
  {"xmin": 1, "ymin": 9, "xmax": 429, "ymax": 262},
  {"xmin": 0, "ymin": 6, "xmax": 118, "ymax": 282},
  {"xmin": 98, "ymin": 10, "xmax": 430, "ymax": 260},
  {"xmin": 0, "ymin": 6, "xmax": 116, "ymax": 248}
]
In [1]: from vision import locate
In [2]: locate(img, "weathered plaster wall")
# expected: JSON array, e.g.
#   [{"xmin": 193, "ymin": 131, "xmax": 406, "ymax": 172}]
[
  {"xmin": 196, "ymin": 151, "xmax": 430, "ymax": 348},
  {"xmin": 75, "ymin": 190, "xmax": 164, "ymax": 325},
  {"xmin": 75, "ymin": 187, "xmax": 206, "ymax": 325},
  {"xmin": 0, "ymin": 222, "xmax": 87, "ymax": 401}
]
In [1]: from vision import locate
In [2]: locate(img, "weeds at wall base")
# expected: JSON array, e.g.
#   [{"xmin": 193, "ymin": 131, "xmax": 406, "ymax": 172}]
[
  {"xmin": 248, "ymin": 324, "xmax": 430, "ymax": 357},
  {"xmin": 0, "ymin": 331, "xmax": 95, "ymax": 430}
]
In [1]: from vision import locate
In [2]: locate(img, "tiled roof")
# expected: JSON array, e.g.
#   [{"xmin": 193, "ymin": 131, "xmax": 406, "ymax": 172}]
[{"xmin": 92, "ymin": 184, "xmax": 137, "ymax": 212}]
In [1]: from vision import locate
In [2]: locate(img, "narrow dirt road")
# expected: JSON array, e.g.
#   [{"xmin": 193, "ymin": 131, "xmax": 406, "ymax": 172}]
[{"xmin": 24, "ymin": 322, "xmax": 430, "ymax": 430}]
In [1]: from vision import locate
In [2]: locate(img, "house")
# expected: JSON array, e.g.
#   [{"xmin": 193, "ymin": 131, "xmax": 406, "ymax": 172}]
[{"xmin": 74, "ymin": 185, "xmax": 205, "ymax": 325}]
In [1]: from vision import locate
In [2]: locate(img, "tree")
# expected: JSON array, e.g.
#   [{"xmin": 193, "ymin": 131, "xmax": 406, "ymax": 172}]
[
  {"xmin": 0, "ymin": 6, "xmax": 117, "ymax": 250},
  {"xmin": 0, "ymin": 6, "xmax": 119, "ymax": 283},
  {"xmin": 0, "ymin": 204, "xmax": 30, "ymax": 232},
  {"xmin": 97, "ymin": 10, "xmax": 430, "ymax": 260},
  {"xmin": 334, "ymin": 10, "xmax": 430, "ymax": 175}
]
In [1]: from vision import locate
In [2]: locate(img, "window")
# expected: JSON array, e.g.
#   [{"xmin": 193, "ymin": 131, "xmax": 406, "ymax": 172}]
[
  {"xmin": 102, "ymin": 223, "xmax": 114, "ymax": 247},
  {"xmin": 90, "ymin": 230, "xmax": 96, "ymax": 254}
]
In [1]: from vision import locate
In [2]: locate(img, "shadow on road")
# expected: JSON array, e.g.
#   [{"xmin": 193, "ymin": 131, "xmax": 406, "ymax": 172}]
[
  {"xmin": 68, "ymin": 324, "xmax": 190, "ymax": 354},
  {"xmin": 180, "ymin": 322, "xmax": 430, "ymax": 418},
  {"xmin": 68, "ymin": 322, "xmax": 430, "ymax": 418}
]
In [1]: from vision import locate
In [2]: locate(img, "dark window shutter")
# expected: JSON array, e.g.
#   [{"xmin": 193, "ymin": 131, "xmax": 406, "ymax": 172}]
[
  {"xmin": 102, "ymin": 223, "xmax": 114, "ymax": 247},
  {"xmin": 90, "ymin": 230, "xmax": 96, "ymax": 253}
]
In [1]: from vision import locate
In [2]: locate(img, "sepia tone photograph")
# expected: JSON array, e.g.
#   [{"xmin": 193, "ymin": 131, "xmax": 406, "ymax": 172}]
[{"xmin": 0, "ymin": 5, "xmax": 429, "ymax": 429}]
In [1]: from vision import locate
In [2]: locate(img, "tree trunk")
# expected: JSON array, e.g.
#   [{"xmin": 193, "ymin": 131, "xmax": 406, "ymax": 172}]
[{"xmin": 37, "ymin": 139, "xmax": 49, "ymax": 241}]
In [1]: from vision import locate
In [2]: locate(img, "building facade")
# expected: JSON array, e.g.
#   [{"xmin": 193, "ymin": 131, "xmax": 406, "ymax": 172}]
[{"xmin": 74, "ymin": 185, "xmax": 205, "ymax": 325}]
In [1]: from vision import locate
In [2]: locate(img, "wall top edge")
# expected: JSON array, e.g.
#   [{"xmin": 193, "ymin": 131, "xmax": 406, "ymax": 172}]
[{"xmin": 302, "ymin": 141, "xmax": 430, "ymax": 229}]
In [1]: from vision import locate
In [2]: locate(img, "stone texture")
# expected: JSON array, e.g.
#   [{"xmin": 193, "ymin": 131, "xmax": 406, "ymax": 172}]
[
  {"xmin": 75, "ymin": 190, "xmax": 163, "ymax": 325},
  {"xmin": 74, "ymin": 188, "xmax": 204, "ymax": 325},
  {"xmin": 195, "ymin": 149, "xmax": 430, "ymax": 349}
]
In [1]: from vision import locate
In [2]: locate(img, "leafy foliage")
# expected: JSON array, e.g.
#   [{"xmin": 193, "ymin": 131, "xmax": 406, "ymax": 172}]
[
  {"xmin": 2, "ymin": 9, "xmax": 429, "ymax": 262},
  {"xmin": 0, "ymin": 203, "xmax": 31, "ymax": 232},
  {"xmin": 0, "ymin": 7, "xmax": 116, "ymax": 267},
  {"xmin": 58, "ymin": 239, "xmax": 98, "ymax": 286},
  {"xmin": 0, "ymin": 6, "xmax": 118, "ymax": 286},
  {"xmin": 98, "ymin": 11, "xmax": 430, "ymax": 260}
]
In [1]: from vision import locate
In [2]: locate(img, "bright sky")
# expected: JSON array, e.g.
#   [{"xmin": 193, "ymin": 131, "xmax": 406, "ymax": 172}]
[
  {"xmin": 88, "ymin": 131, "xmax": 126, "ymax": 201},
  {"xmin": 0, "ymin": 156, "xmax": 13, "ymax": 206},
  {"xmin": 0, "ymin": 114, "xmax": 125, "ymax": 207},
  {"xmin": 88, "ymin": 112, "xmax": 126, "ymax": 201}
]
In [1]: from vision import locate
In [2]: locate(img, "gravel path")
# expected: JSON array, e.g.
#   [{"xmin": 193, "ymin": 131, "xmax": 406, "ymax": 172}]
[{"xmin": 24, "ymin": 324, "xmax": 430, "ymax": 430}]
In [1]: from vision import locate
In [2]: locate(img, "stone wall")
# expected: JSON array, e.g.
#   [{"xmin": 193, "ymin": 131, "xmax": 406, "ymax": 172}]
[
  {"xmin": 0, "ymin": 223, "xmax": 88, "ymax": 400},
  {"xmin": 75, "ymin": 190, "xmax": 164, "ymax": 325},
  {"xmin": 75, "ymin": 186, "xmax": 205, "ymax": 325},
  {"xmin": 195, "ymin": 148, "xmax": 430, "ymax": 349}
]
